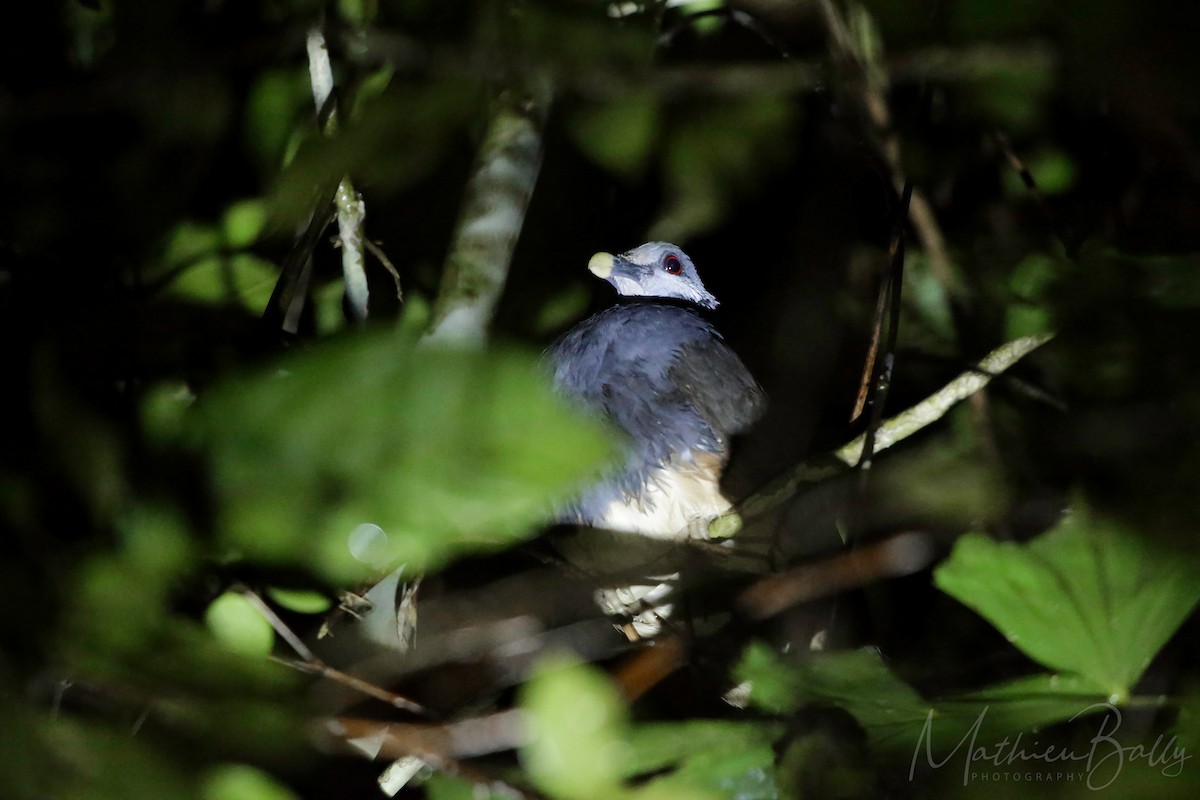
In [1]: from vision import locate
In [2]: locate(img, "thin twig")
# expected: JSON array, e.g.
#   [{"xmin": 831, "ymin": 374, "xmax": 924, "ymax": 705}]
[
  {"xmin": 856, "ymin": 181, "xmax": 912, "ymax": 472},
  {"xmin": 738, "ymin": 333, "xmax": 1053, "ymax": 521},
  {"xmin": 273, "ymin": 656, "xmax": 427, "ymax": 714},
  {"xmin": 366, "ymin": 240, "xmax": 404, "ymax": 301},
  {"xmin": 239, "ymin": 585, "xmax": 315, "ymax": 661},
  {"xmin": 237, "ymin": 586, "xmax": 430, "ymax": 715},
  {"xmin": 815, "ymin": 0, "xmax": 960, "ymax": 295}
]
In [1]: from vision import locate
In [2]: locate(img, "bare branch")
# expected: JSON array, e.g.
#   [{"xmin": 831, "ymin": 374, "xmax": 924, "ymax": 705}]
[
  {"xmin": 815, "ymin": 0, "xmax": 960, "ymax": 294},
  {"xmin": 739, "ymin": 334, "xmax": 1053, "ymax": 520},
  {"xmin": 423, "ymin": 80, "xmax": 552, "ymax": 345},
  {"xmin": 307, "ymin": 25, "xmax": 370, "ymax": 322},
  {"xmin": 237, "ymin": 586, "xmax": 430, "ymax": 715}
]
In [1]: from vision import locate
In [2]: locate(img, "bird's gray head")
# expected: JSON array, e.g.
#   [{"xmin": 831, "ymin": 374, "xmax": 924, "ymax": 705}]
[{"xmin": 587, "ymin": 242, "xmax": 719, "ymax": 310}]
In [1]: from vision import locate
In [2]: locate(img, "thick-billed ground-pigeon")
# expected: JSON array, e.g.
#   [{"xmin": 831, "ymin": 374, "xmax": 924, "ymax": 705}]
[
  {"xmin": 549, "ymin": 244, "xmax": 763, "ymax": 638},
  {"xmin": 547, "ymin": 243, "xmax": 764, "ymax": 635}
]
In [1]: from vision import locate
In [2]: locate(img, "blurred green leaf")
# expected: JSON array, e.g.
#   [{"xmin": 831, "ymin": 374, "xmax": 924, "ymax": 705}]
[
  {"xmin": 246, "ymin": 68, "xmax": 314, "ymax": 171},
  {"xmin": 162, "ymin": 220, "xmax": 222, "ymax": 268},
  {"xmin": 187, "ymin": 335, "xmax": 615, "ymax": 582},
  {"xmin": 959, "ymin": 60, "xmax": 1055, "ymax": 132},
  {"xmin": 222, "ymin": 200, "xmax": 268, "ymax": 249},
  {"xmin": 684, "ymin": 1, "xmax": 728, "ymax": 36},
  {"xmin": 1114, "ymin": 251, "xmax": 1200, "ymax": 310},
  {"xmin": 533, "ymin": 285, "xmax": 592, "ymax": 336},
  {"xmin": 775, "ymin": 727, "xmax": 876, "ymax": 800},
  {"xmin": 426, "ymin": 774, "xmax": 510, "ymax": 799},
  {"xmin": 266, "ymin": 587, "xmax": 332, "ymax": 614},
  {"xmin": 622, "ymin": 720, "xmax": 781, "ymax": 779},
  {"xmin": 1005, "ymin": 302, "xmax": 1053, "ymax": 339},
  {"xmin": 18, "ymin": 716, "xmax": 193, "ymax": 800},
  {"xmin": 166, "ymin": 253, "xmax": 279, "ymax": 313},
  {"xmin": 934, "ymin": 503, "xmax": 1200, "ymax": 699},
  {"xmin": 1003, "ymin": 150, "xmax": 1077, "ymax": 195},
  {"xmin": 67, "ymin": 506, "xmax": 195, "ymax": 661},
  {"xmin": 202, "ymin": 763, "xmax": 298, "ymax": 800},
  {"xmin": 951, "ymin": 0, "xmax": 1047, "ymax": 38},
  {"xmin": 736, "ymin": 644, "xmax": 939, "ymax": 754},
  {"xmin": 520, "ymin": 656, "xmax": 631, "ymax": 800},
  {"xmin": 1005, "ymin": 252, "xmax": 1059, "ymax": 338},
  {"xmin": 654, "ymin": 97, "xmax": 794, "ymax": 240},
  {"xmin": 907, "ymin": 251, "xmax": 957, "ymax": 340},
  {"xmin": 946, "ymin": 672, "xmax": 1117, "ymax": 732},
  {"xmin": 337, "ymin": 0, "xmax": 378, "ymax": 27},
  {"xmin": 568, "ymin": 91, "xmax": 660, "ymax": 178},
  {"xmin": 269, "ymin": 82, "xmax": 478, "ymax": 224},
  {"xmin": 639, "ymin": 741, "xmax": 775, "ymax": 800},
  {"xmin": 351, "ymin": 65, "xmax": 395, "ymax": 119},
  {"xmin": 205, "ymin": 593, "xmax": 276, "ymax": 657},
  {"xmin": 1008, "ymin": 252, "xmax": 1059, "ymax": 299}
]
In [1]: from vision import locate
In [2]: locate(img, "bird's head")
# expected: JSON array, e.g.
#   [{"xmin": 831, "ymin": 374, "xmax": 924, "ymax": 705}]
[{"xmin": 587, "ymin": 242, "xmax": 718, "ymax": 310}]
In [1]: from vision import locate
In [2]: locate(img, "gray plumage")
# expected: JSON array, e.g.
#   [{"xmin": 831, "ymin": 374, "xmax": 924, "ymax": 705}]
[{"xmin": 547, "ymin": 242, "xmax": 765, "ymax": 539}]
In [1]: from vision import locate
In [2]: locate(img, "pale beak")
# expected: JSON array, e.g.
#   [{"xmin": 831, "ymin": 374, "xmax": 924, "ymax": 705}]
[{"xmin": 588, "ymin": 251, "xmax": 615, "ymax": 279}]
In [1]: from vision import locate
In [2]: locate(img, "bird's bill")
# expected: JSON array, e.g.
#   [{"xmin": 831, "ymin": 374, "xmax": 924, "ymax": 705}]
[{"xmin": 588, "ymin": 251, "xmax": 615, "ymax": 278}]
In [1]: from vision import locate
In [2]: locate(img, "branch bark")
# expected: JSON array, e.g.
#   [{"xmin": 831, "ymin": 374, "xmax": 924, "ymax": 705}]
[{"xmin": 423, "ymin": 80, "xmax": 552, "ymax": 346}]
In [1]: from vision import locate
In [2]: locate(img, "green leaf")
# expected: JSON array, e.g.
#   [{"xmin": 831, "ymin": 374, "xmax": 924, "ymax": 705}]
[
  {"xmin": 959, "ymin": 61, "xmax": 1054, "ymax": 133},
  {"xmin": 425, "ymin": 774, "xmax": 507, "ymax": 800},
  {"xmin": 654, "ymin": 96, "xmax": 794, "ymax": 241},
  {"xmin": 266, "ymin": 588, "xmax": 332, "ymax": 614},
  {"xmin": 533, "ymin": 285, "xmax": 592, "ymax": 336},
  {"xmin": 166, "ymin": 253, "xmax": 279, "ymax": 312},
  {"xmin": 519, "ymin": 656, "xmax": 631, "ymax": 800},
  {"xmin": 245, "ymin": 68, "xmax": 313, "ymax": 171},
  {"xmin": 351, "ymin": 64, "xmax": 395, "ymax": 119},
  {"xmin": 623, "ymin": 720, "xmax": 780, "ymax": 777},
  {"xmin": 337, "ymin": 0, "xmax": 377, "ymax": 27},
  {"xmin": 202, "ymin": 763, "xmax": 298, "ymax": 800},
  {"xmin": 640, "ymin": 744, "xmax": 776, "ymax": 800},
  {"xmin": 188, "ymin": 336, "xmax": 615, "ymax": 582},
  {"xmin": 1115, "ymin": 251, "xmax": 1200, "ymax": 310},
  {"xmin": 736, "ymin": 644, "xmax": 937, "ymax": 754},
  {"xmin": 934, "ymin": 505, "xmax": 1200, "ymax": 699},
  {"xmin": 1003, "ymin": 150, "xmax": 1076, "ymax": 195},
  {"xmin": 907, "ymin": 251, "xmax": 956, "ymax": 340},
  {"xmin": 567, "ymin": 91, "xmax": 660, "ymax": 178},
  {"xmin": 162, "ymin": 220, "xmax": 221, "ymax": 268},
  {"xmin": 222, "ymin": 199, "xmax": 268, "ymax": 249},
  {"xmin": 1007, "ymin": 252, "xmax": 1060, "ymax": 300},
  {"xmin": 205, "ymin": 592, "xmax": 275, "ymax": 657},
  {"xmin": 1005, "ymin": 302, "xmax": 1053, "ymax": 340},
  {"xmin": 945, "ymin": 672, "xmax": 1117, "ymax": 734}
]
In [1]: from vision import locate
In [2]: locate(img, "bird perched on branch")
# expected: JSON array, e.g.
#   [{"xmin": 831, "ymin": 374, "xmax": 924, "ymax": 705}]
[{"xmin": 547, "ymin": 242, "xmax": 765, "ymax": 635}]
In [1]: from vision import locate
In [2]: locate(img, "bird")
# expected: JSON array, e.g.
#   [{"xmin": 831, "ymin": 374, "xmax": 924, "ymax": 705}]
[{"xmin": 546, "ymin": 242, "xmax": 765, "ymax": 636}]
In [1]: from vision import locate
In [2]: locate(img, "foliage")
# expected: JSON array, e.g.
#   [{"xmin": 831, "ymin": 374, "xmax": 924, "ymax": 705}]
[{"xmin": 4, "ymin": 0, "xmax": 1200, "ymax": 799}]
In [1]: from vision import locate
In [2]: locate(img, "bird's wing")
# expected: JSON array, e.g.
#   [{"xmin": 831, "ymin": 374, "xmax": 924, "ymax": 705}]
[{"xmin": 667, "ymin": 333, "xmax": 766, "ymax": 445}]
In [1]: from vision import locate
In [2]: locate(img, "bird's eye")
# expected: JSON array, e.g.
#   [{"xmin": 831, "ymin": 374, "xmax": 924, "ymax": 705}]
[{"xmin": 663, "ymin": 254, "xmax": 683, "ymax": 275}]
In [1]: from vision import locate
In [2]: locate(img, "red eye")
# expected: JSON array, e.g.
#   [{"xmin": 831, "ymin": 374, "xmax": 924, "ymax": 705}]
[{"xmin": 664, "ymin": 254, "xmax": 683, "ymax": 275}]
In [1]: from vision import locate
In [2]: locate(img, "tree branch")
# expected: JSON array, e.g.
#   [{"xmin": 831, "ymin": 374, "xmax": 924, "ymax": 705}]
[
  {"xmin": 307, "ymin": 25, "xmax": 371, "ymax": 323},
  {"xmin": 423, "ymin": 80, "xmax": 551, "ymax": 345},
  {"xmin": 739, "ymin": 334, "xmax": 1053, "ymax": 520}
]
